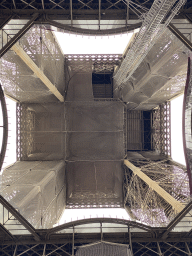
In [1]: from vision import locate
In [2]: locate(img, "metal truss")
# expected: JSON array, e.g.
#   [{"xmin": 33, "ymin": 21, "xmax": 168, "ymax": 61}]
[
  {"xmin": 132, "ymin": 241, "xmax": 192, "ymax": 256},
  {"xmin": 0, "ymin": 0, "xmax": 191, "ymax": 20},
  {"xmin": 0, "ymin": 0, "xmax": 151, "ymax": 21},
  {"xmin": 0, "ymin": 216, "xmax": 192, "ymax": 255},
  {"xmin": 0, "ymin": 0, "xmax": 191, "ymax": 42},
  {"xmin": 124, "ymin": 158, "xmax": 190, "ymax": 226},
  {"xmin": 0, "ymin": 194, "xmax": 191, "ymax": 255},
  {"xmin": 152, "ymin": 102, "xmax": 171, "ymax": 157},
  {"xmin": 0, "ymin": 241, "xmax": 192, "ymax": 256}
]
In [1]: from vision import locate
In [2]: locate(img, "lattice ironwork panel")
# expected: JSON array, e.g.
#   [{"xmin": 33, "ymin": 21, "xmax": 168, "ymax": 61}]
[
  {"xmin": 65, "ymin": 54, "xmax": 121, "ymax": 74},
  {"xmin": 67, "ymin": 191, "xmax": 123, "ymax": 209},
  {"xmin": 152, "ymin": 101, "xmax": 171, "ymax": 156},
  {"xmin": 16, "ymin": 103, "xmax": 34, "ymax": 161},
  {"xmin": 17, "ymin": 103, "xmax": 65, "ymax": 161}
]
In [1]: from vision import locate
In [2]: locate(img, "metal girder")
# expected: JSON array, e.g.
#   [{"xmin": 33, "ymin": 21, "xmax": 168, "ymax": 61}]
[
  {"xmin": 168, "ymin": 23, "xmax": 192, "ymax": 51},
  {"xmin": 99, "ymin": 0, "xmax": 101, "ymax": 30},
  {"xmin": 162, "ymin": 201, "xmax": 192, "ymax": 239},
  {"xmin": 0, "ymin": 9, "xmax": 138, "ymax": 20},
  {"xmin": 11, "ymin": 43, "xmax": 64, "ymax": 102},
  {"xmin": 161, "ymin": 200, "xmax": 192, "ymax": 239},
  {"xmin": 124, "ymin": 160, "xmax": 185, "ymax": 213},
  {"xmin": 0, "ymin": 224, "xmax": 14, "ymax": 240},
  {"xmin": 70, "ymin": 0, "xmax": 73, "ymax": 25},
  {"xmin": 0, "ymin": 13, "xmax": 39, "ymax": 58},
  {"xmin": 0, "ymin": 2, "xmax": 190, "ymax": 23},
  {"xmin": 0, "ymin": 195, "xmax": 40, "ymax": 241},
  {"xmin": 0, "ymin": 15, "xmax": 13, "ymax": 30}
]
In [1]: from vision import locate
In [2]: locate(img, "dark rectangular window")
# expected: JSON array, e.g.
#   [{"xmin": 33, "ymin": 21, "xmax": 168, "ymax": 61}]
[{"xmin": 92, "ymin": 73, "xmax": 113, "ymax": 98}]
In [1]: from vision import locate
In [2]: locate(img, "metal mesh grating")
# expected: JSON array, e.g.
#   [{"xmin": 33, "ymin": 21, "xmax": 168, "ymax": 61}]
[{"xmin": 152, "ymin": 102, "xmax": 171, "ymax": 157}]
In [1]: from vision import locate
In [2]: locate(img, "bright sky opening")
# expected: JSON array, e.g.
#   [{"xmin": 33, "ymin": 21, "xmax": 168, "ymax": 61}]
[
  {"xmin": 171, "ymin": 94, "xmax": 186, "ymax": 166},
  {"xmin": 54, "ymin": 32, "xmax": 134, "ymax": 54},
  {"xmin": 58, "ymin": 208, "xmax": 131, "ymax": 225},
  {"xmin": 0, "ymin": 97, "xmax": 16, "ymax": 173}
]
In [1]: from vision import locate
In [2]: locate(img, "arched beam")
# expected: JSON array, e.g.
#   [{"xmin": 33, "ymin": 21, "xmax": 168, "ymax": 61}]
[
  {"xmin": 45, "ymin": 217, "xmax": 156, "ymax": 238},
  {"xmin": 43, "ymin": 18, "xmax": 142, "ymax": 35},
  {"xmin": 0, "ymin": 84, "xmax": 8, "ymax": 172}
]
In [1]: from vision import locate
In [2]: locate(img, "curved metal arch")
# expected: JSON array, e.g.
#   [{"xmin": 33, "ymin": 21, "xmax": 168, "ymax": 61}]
[
  {"xmin": 45, "ymin": 218, "xmax": 157, "ymax": 238},
  {"xmin": 0, "ymin": 84, "xmax": 8, "ymax": 171},
  {"xmin": 41, "ymin": 17, "xmax": 142, "ymax": 35},
  {"xmin": 183, "ymin": 57, "xmax": 192, "ymax": 195}
]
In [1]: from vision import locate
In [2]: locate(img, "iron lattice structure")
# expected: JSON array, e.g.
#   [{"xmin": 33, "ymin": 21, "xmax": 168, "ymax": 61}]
[
  {"xmin": 0, "ymin": 0, "xmax": 191, "ymax": 24},
  {"xmin": 65, "ymin": 54, "xmax": 122, "ymax": 74},
  {"xmin": 1, "ymin": 241, "xmax": 192, "ymax": 256},
  {"xmin": 152, "ymin": 101, "xmax": 171, "ymax": 157},
  {"xmin": 16, "ymin": 104, "xmax": 33, "ymax": 161},
  {"xmin": 0, "ymin": 192, "xmax": 191, "ymax": 254},
  {"xmin": 124, "ymin": 158, "xmax": 190, "ymax": 227}
]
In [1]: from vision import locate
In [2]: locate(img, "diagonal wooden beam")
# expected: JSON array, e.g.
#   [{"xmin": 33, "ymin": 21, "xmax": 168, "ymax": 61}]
[
  {"xmin": 11, "ymin": 43, "xmax": 64, "ymax": 102},
  {"xmin": 124, "ymin": 159, "xmax": 185, "ymax": 213}
]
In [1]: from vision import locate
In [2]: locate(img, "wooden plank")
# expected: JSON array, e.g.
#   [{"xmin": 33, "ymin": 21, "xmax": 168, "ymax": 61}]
[
  {"xmin": 11, "ymin": 43, "xmax": 64, "ymax": 102},
  {"xmin": 124, "ymin": 159, "xmax": 185, "ymax": 213}
]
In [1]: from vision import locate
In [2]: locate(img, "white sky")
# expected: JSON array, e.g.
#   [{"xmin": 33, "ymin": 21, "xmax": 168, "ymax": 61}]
[
  {"xmin": 171, "ymin": 94, "xmax": 186, "ymax": 166},
  {"xmin": 54, "ymin": 32, "xmax": 134, "ymax": 54},
  {"xmin": 0, "ymin": 97, "xmax": 16, "ymax": 172},
  {"xmin": 58, "ymin": 208, "xmax": 131, "ymax": 225}
]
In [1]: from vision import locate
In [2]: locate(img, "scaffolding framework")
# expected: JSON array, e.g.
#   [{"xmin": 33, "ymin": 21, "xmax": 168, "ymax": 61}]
[
  {"xmin": 114, "ymin": 0, "xmax": 186, "ymax": 87},
  {"xmin": 124, "ymin": 156, "xmax": 190, "ymax": 226}
]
